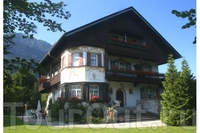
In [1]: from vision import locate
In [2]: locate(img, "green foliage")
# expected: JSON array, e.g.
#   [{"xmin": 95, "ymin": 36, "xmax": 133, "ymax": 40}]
[
  {"xmin": 87, "ymin": 116, "xmax": 105, "ymax": 124},
  {"xmin": 3, "ymin": 116, "xmax": 197, "ymax": 132},
  {"xmin": 4, "ymin": 0, "xmax": 71, "ymax": 46},
  {"xmin": 4, "ymin": 70, "xmax": 40, "ymax": 115},
  {"xmin": 172, "ymin": 9, "xmax": 196, "ymax": 44},
  {"xmin": 160, "ymin": 54, "xmax": 195, "ymax": 126},
  {"xmin": 3, "ymin": 1, "xmax": 70, "ymax": 113},
  {"xmin": 41, "ymin": 93, "xmax": 49, "ymax": 111},
  {"xmin": 66, "ymin": 102, "xmax": 88, "ymax": 123},
  {"xmin": 48, "ymin": 99, "xmax": 65, "ymax": 121},
  {"xmin": 180, "ymin": 59, "xmax": 196, "ymax": 125},
  {"xmin": 3, "ymin": 58, "xmax": 42, "ymax": 115}
]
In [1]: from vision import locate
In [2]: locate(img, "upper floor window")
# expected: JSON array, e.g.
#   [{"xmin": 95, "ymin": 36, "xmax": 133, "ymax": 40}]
[
  {"xmin": 72, "ymin": 53, "xmax": 79, "ymax": 66},
  {"xmin": 61, "ymin": 56, "xmax": 65, "ymax": 69},
  {"xmin": 69, "ymin": 85, "xmax": 82, "ymax": 99},
  {"xmin": 89, "ymin": 85, "xmax": 99, "ymax": 99},
  {"xmin": 142, "ymin": 63, "xmax": 152, "ymax": 72},
  {"xmin": 90, "ymin": 53, "xmax": 98, "ymax": 66},
  {"xmin": 111, "ymin": 60, "xmax": 131, "ymax": 71},
  {"xmin": 46, "ymin": 71, "xmax": 50, "ymax": 79}
]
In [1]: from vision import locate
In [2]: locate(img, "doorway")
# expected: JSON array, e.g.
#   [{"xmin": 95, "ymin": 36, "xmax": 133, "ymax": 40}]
[{"xmin": 116, "ymin": 90, "xmax": 124, "ymax": 107}]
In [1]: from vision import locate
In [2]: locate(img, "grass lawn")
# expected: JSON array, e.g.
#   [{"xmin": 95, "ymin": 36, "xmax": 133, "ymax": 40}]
[{"xmin": 4, "ymin": 115, "xmax": 196, "ymax": 133}]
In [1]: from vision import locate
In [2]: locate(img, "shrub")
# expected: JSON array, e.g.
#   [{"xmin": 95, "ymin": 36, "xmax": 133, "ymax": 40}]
[
  {"xmin": 49, "ymin": 98, "xmax": 65, "ymax": 121},
  {"xmin": 66, "ymin": 102, "xmax": 87, "ymax": 123}
]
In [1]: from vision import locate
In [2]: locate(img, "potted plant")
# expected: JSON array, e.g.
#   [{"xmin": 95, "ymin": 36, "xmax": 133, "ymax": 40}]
[
  {"xmin": 107, "ymin": 105, "xmax": 116, "ymax": 118},
  {"xmin": 90, "ymin": 95, "xmax": 100, "ymax": 103}
]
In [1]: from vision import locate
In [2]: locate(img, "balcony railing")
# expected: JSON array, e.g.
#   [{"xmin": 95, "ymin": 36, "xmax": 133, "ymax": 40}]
[
  {"xmin": 38, "ymin": 73, "xmax": 60, "ymax": 92},
  {"xmin": 105, "ymin": 70, "xmax": 165, "ymax": 84},
  {"xmin": 107, "ymin": 37, "xmax": 149, "ymax": 50},
  {"xmin": 38, "ymin": 79, "xmax": 50, "ymax": 92},
  {"xmin": 50, "ymin": 73, "xmax": 60, "ymax": 86}
]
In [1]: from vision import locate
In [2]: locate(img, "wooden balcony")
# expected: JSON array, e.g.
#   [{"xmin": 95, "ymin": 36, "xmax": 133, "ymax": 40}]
[
  {"xmin": 38, "ymin": 73, "xmax": 60, "ymax": 92},
  {"xmin": 107, "ymin": 37, "xmax": 149, "ymax": 50},
  {"xmin": 105, "ymin": 70, "xmax": 164, "ymax": 86},
  {"xmin": 38, "ymin": 79, "xmax": 50, "ymax": 92},
  {"xmin": 50, "ymin": 73, "xmax": 60, "ymax": 86}
]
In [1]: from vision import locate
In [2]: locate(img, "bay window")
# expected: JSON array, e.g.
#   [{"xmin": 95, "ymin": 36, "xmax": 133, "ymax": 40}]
[
  {"xmin": 90, "ymin": 53, "xmax": 98, "ymax": 66},
  {"xmin": 89, "ymin": 85, "xmax": 99, "ymax": 99},
  {"xmin": 72, "ymin": 53, "xmax": 79, "ymax": 66},
  {"xmin": 69, "ymin": 85, "xmax": 82, "ymax": 99}
]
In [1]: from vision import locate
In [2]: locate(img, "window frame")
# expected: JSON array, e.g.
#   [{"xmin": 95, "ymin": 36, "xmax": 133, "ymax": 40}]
[
  {"xmin": 90, "ymin": 53, "xmax": 98, "ymax": 66},
  {"xmin": 69, "ymin": 85, "xmax": 82, "ymax": 99},
  {"xmin": 141, "ymin": 88, "xmax": 156, "ymax": 98},
  {"xmin": 89, "ymin": 85, "xmax": 99, "ymax": 99},
  {"xmin": 72, "ymin": 53, "xmax": 80, "ymax": 66}
]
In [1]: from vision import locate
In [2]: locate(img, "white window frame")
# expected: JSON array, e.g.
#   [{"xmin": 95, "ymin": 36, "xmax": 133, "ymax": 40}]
[
  {"xmin": 70, "ymin": 85, "xmax": 82, "ymax": 99},
  {"xmin": 90, "ymin": 53, "xmax": 98, "ymax": 66},
  {"xmin": 89, "ymin": 85, "xmax": 99, "ymax": 99},
  {"xmin": 72, "ymin": 53, "xmax": 79, "ymax": 66}
]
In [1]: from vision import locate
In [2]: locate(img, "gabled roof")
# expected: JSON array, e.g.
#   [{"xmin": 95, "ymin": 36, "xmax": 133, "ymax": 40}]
[{"xmin": 40, "ymin": 6, "xmax": 181, "ymax": 65}]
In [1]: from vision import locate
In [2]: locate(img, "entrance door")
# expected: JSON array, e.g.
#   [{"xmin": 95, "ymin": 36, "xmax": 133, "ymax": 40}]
[{"xmin": 116, "ymin": 90, "xmax": 124, "ymax": 107}]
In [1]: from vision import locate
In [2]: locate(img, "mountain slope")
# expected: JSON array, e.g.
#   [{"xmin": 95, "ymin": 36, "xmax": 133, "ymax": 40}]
[{"xmin": 4, "ymin": 33, "xmax": 52, "ymax": 63}]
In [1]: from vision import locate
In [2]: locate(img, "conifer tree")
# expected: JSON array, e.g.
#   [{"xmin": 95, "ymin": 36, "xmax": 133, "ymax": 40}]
[
  {"xmin": 180, "ymin": 59, "xmax": 196, "ymax": 125},
  {"xmin": 160, "ymin": 54, "xmax": 191, "ymax": 126}
]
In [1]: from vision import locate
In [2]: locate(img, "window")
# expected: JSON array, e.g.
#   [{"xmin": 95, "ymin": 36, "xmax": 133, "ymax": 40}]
[
  {"xmin": 89, "ymin": 85, "xmax": 99, "ymax": 99},
  {"xmin": 141, "ymin": 88, "xmax": 156, "ymax": 98},
  {"xmin": 142, "ymin": 63, "xmax": 152, "ymax": 72},
  {"xmin": 111, "ymin": 60, "xmax": 131, "ymax": 71},
  {"xmin": 58, "ymin": 85, "xmax": 65, "ymax": 98},
  {"xmin": 72, "ymin": 53, "xmax": 79, "ymax": 66},
  {"xmin": 69, "ymin": 85, "xmax": 82, "ymax": 99},
  {"xmin": 119, "ymin": 62, "xmax": 125, "ymax": 70},
  {"xmin": 61, "ymin": 56, "xmax": 65, "ymax": 69},
  {"xmin": 46, "ymin": 71, "xmax": 50, "ymax": 79},
  {"xmin": 90, "ymin": 53, "xmax": 98, "ymax": 66}
]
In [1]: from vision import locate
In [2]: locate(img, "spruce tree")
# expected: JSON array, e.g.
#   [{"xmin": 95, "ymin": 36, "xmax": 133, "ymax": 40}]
[
  {"xmin": 160, "ymin": 54, "xmax": 191, "ymax": 126},
  {"xmin": 180, "ymin": 59, "xmax": 196, "ymax": 125}
]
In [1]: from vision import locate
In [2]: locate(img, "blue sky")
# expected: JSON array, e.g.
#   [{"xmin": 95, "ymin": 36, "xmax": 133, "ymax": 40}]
[{"xmin": 31, "ymin": 0, "xmax": 196, "ymax": 76}]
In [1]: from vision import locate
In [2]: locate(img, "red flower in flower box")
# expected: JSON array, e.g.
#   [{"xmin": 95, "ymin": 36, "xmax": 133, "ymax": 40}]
[
  {"xmin": 90, "ymin": 95, "xmax": 100, "ymax": 102},
  {"xmin": 39, "ymin": 76, "xmax": 47, "ymax": 84},
  {"xmin": 69, "ymin": 96, "xmax": 81, "ymax": 102}
]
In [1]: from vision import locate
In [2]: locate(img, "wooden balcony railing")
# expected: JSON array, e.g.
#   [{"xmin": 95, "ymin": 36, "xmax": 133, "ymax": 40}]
[
  {"xmin": 38, "ymin": 79, "xmax": 50, "ymax": 92},
  {"xmin": 38, "ymin": 73, "xmax": 60, "ymax": 92},
  {"xmin": 105, "ymin": 70, "xmax": 165, "ymax": 84},
  {"xmin": 108, "ymin": 37, "xmax": 149, "ymax": 50},
  {"xmin": 50, "ymin": 73, "xmax": 60, "ymax": 86}
]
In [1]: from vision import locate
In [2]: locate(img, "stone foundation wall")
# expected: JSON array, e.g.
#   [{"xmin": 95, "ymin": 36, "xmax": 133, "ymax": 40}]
[{"xmin": 136, "ymin": 99, "xmax": 161, "ymax": 115}]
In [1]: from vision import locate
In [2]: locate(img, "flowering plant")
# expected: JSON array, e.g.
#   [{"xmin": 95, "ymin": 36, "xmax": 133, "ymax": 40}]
[
  {"xmin": 38, "ymin": 76, "xmax": 47, "ymax": 84},
  {"xmin": 90, "ymin": 95, "xmax": 100, "ymax": 102},
  {"xmin": 69, "ymin": 96, "xmax": 81, "ymax": 102}
]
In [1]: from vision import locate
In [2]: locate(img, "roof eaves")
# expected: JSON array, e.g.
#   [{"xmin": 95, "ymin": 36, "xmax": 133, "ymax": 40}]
[{"xmin": 39, "ymin": 33, "xmax": 66, "ymax": 64}]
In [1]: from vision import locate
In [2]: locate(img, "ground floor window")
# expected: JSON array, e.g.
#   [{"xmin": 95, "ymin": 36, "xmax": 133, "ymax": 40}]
[
  {"xmin": 58, "ymin": 85, "xmax": 65, "ymax": 98},
  {"xmin": 69, "ymin": 85, "xmax": 82, "ymax": 99},
  {"xmin": 89, "ymin": 85, "xmax": 99, "ymax": 99},
  {"xmin": 141, "ymin": 88, "xmax": 156, "ymax": 98}
]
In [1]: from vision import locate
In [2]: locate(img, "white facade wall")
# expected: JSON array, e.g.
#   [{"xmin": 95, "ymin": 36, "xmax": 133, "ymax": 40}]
[{"xmin": 60, "ymin": 46, "xmax": 106, "ymax": 84}]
